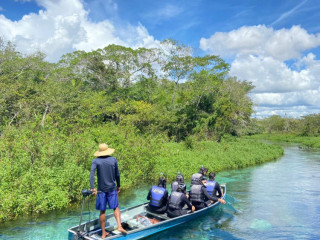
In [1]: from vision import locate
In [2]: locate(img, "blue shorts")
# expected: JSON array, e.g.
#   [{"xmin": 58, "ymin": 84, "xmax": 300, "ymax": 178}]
[{"xmin": 96, "ymin": 190, "xmax": 119, "ymax": 210}]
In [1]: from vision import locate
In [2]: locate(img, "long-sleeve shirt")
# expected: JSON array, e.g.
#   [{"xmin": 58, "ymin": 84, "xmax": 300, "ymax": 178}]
[
  {"xmin": 188, "ymin": 186, "xmax": 219, "ymax": 202},
  {"xmin": 212, "ymin": 182, "xmax": 223, "ymax": 198},
  {"xmin": 202, "ymin": 186, "xmax": 219, "ymax": 202},
  {"xmin": 169, "ymin": 193, "xmax": 193, "ymax": 210},
  {"xmin": 90, "ymin": 156, "xmax": 120, "ymax": 192}
]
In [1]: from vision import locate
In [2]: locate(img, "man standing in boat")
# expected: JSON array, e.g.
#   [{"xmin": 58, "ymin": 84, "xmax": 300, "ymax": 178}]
[{"xmin": 90, "ymin": 143, "xmax": 127, "ymax": 238}]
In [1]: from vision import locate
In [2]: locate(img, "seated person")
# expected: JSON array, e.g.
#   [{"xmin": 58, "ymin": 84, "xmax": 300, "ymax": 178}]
[
  {"xmin": 135, "ymin": 214, "xmax": 159, "ymax": 226},
  {"xmin": 205, "ymin": 172, "xmax": 223, "ymax": 199},
  {"xmin": 199, "ymin": 166, "xmax": 208, "ymax": 184},
  {"xmin": 189, "ymin": 173, "xmax": 226, "ymax": 210},
  {"xmin": 167, "ymin": 183, "xmax": 195, "ymax": 218},
  {"xmin": 146, "ymin": 176, "xmax": 168, "ymax": 214},
  {"xmin": 171, "ymin": 172, "xmax": 186, "ymax": 193}
]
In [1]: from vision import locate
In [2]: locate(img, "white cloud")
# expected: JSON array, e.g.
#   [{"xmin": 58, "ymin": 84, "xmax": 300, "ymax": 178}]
[
  {"xmin": 157, "ymin": 4, "xmax": 183, "ymax": 19},
  {"xmin": 251, "ymin": 89, "xmax": 320, "ymax": 107},
  {"xmin": 143, "ymin": 4, "xmax": 183, "ymax": 21},
  {"xmin": 200, "ymin": 25, "xmax": 320, "ymax": 61},
  {"xmin": 253, "ymin": 106, "xmax": 319, "ymax": 118},
  {"xmin": 0, "ymin": 0, "xmax": 159, "ymax": 62},
  {"xmin": 230, "ymin": 54, "xmax": 318, "ymax": 93},
  {"xmin": 200, "ymin": 25, "xmax": 320, "ymax": 117},
  {"xmin": 271, "ymin": 0, "xmax": 307, "ymax": 26}
]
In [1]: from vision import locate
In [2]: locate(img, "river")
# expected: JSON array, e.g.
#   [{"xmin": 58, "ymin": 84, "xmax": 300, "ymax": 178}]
[{"xmin": 0, "ymin": 143, "xmax": 319, "ymax": 239}]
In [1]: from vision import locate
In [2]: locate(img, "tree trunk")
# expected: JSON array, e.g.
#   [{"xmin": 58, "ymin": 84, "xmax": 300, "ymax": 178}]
[{"xmin": 41, "ymin": 104, "xmax": 49, "ymax": 128}]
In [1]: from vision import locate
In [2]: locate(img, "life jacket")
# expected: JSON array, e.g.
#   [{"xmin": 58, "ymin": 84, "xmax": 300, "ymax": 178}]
[
  {"xmin": 168, "ymin": 191, "xmax": 184, "ymax": 210},
  {"xmin": 191, "ymin": 173, "xmax": 203, "ymax": 185},
  {"xmin": 190, "ymin": 184, "xmax": 204, "ymax": 203},
  {"xmin": 150, "ymin": 186, "xmax": 166, "ymax": 207},
  {"xmin": 205, "ymin": 180, "xmax": 216, "ymax": 196},
  {"xmin": 171, "ymin": 181, "xmax": 179, "ymax": 192}
]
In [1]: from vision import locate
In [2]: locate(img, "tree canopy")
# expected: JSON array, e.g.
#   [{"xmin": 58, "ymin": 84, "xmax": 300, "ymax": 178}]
[
  {"xmin": 0, "ymin": 38, "xmax": 255, "ymax": 140},
  {"xmin": 0, "ymin": 38, "xmax": 257, "ymax": 221}
]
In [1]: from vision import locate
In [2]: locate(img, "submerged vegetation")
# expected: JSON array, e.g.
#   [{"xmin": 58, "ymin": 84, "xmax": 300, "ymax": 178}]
[{"xmin": 0, "ymin": 38, "xmax": 284, "ymax": 221}]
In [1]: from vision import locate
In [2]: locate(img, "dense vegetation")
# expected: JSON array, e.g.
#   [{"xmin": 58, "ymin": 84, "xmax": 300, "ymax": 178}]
[
  {"xmin": 154, "ymin": 137, "xmax": 284, "ymax": 180},
  {"xmin": 249, "ymin": 134, "xmax": 320, "ymax": 148},
  {"xmin": 248, "ymin": 114, "xmax": 320, "ymax": 148},
  {"xmin": 0, "ymin": 38, "xmax": 282, "ymax": 222},
  {"xmin": 251, "ymin": 114, "xmax": 320, "ymax": 137}
]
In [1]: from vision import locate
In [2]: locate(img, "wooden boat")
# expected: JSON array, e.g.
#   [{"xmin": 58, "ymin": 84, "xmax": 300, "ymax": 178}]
[{"xmin": 68, "ymin": 183, "xmax": 226, "ymax": 240}]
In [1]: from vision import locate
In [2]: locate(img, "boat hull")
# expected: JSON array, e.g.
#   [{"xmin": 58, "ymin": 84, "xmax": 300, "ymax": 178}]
[{"xmin": 68, "ymin": 184, "xmax": 226, "ymax": 240}]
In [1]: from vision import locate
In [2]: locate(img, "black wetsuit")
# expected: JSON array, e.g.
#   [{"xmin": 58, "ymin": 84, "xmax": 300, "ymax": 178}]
[
  {"xmin": 167, "ymin": 193, "xmax": 193, "ymax": 218},
  {"xmin": 191, "ymin": 186, "xmax": 219, "ymax": 210},
  {"xmin": 212, "ymin": 182, "xmax": 222, "ymax": 198}
]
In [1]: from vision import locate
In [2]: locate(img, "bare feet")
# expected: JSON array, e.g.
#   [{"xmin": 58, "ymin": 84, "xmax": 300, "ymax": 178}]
[
  {"xmin": 117, "ymin": 227, "xmax": 127, "ymax": 234},
  {"xmin": 101, "ymin": 232, "xmax": 109, "ymax": 239}
]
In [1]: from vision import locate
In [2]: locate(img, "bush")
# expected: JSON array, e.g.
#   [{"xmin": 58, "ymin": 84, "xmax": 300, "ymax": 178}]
[{"xmin": 0, "ymin": 123, "xmax": 163, "ymax": 221}]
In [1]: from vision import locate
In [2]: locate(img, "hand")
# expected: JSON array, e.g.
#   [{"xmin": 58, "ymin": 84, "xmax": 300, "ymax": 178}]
[
  {"xmin": 191, "ymin": 206, "xmax": 195, "ymax": 212},
  {"xmin": 117, "ymin": 187, "xmax": 120, "ymax": 194},
  {"xmin": 91, "ymin": 189, "xmax": 97, "ymax": 195},
  {"xmin": 210, "ymin": 200, "xmax": 214, "ymax": 204},
  {"xmin": 218, "ymin": 198, "xmax": 226, "ymax": 204}
]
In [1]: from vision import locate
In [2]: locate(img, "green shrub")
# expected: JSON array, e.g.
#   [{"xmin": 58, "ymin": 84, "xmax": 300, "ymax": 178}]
[
  {"xmin": 248, "ymin": 134, "xmax": 320, "ymax": 148},
  {"xmin": 152, "ymin": 138, "xmax": 283, "ymax": 183}
]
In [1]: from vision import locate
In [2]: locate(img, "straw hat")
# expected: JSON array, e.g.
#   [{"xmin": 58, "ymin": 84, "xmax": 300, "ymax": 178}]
[{"xmin": 94, "ymin": 143, "xmax": 115, "ymax": 157}]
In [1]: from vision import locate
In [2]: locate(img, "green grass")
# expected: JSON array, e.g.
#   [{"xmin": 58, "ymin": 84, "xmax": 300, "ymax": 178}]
[
  {"xmin": 248, "ymin": 134, "xmax": 320, "ymax": 148},
  {"xmin": 0, "ymin": 128, "xmax": 284, "ymax": 222},
  {"xmin": 152, "ymin": 137, "xmax": 284, "ymax": 182}
]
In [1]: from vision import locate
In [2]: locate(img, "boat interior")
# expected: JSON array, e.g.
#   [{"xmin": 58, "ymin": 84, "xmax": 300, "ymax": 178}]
[
  {"xmin": 70, "ymin": 184, "xmax": 226, "ymax": 240},
  {"xmin": 74, "ymin": 204, "xmax": 169, "ymax": 239}
]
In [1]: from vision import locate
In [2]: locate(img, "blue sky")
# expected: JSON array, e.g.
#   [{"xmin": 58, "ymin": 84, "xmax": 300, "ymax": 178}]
[{"xmin": 0, "ymin": 0, "xmax": 320, "ymax": 118}]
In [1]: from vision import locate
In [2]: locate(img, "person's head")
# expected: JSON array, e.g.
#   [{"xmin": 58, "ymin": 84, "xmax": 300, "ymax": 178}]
[
  {"xmin": 94, "ymin": 143, "xmax": 115, "ymax": 157},
  {"xmin": 199, "ymin": 166, "xmax": 208, "ymax": 176},
  {"xmin": 209, "ymin": 172, "xmax": 216, "ymax": 180},
  {"xmin": 176, "ymin": 173, "xmax": 184, "ymax": 184},
  {"xmin": 158, "ymin": 177, "xmax": 166, "ymax": 188},
  {"xmin": 191, "ymin": 173, "xmax": 203, "ymax": 185}
]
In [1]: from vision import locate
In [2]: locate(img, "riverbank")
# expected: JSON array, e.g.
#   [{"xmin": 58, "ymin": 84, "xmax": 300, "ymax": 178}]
[
  {"xmin": 3, "ymin": 141, "xmax": 316, "ymax": 240},
  {"xmin": 153, "ymin": 137, "xmax": 284, "ymax": 182},
  {"xmin": 0, "ymin": 130, "xmax": 283, "ymax": 222},
  {"xmin": 248, "ymin": 134, "xmax": 320, "ymax": 148}
]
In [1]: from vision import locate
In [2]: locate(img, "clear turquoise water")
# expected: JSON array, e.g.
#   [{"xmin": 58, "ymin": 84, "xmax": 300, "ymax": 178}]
[{"xmin": 0, "ymin": 143, "xmax": 319, "ymax": 240}]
